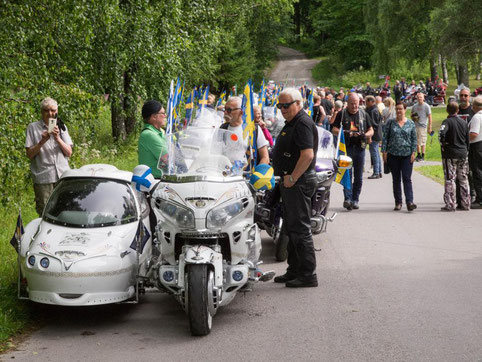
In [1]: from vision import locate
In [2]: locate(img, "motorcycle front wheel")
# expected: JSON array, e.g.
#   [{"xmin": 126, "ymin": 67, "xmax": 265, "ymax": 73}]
[{"xmin": 187, "ymin": 264, "xmax": 213, "ymax": 336}]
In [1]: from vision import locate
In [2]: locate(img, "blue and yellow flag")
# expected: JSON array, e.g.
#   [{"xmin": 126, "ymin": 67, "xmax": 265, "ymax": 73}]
[
  {"xmin": 307, "ymin": 91, "xmax": 314, "ymax": 118},
  {"xmin": 241, "ymin": 80, "xmax": 257, "ymax": 168},
  {"xmin": 185, "ymin": 90, "xmax": 194, "ymax": 123},
  {"xmin": 335, "ymin": 130, "xmax": 351, "ymax": 190},
  {"xmin": 198, "ymin": 85, "xmax": 209, "ymax": 109},
  {"xmin": 216, "ymin": 89, "xmax": 226, "ymax": 108}
]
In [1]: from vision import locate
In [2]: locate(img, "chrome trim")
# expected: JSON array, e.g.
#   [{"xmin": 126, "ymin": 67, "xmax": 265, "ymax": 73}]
[{"xmin": 160, "ymin": 175, "xmax": 245, "ymax": 183}]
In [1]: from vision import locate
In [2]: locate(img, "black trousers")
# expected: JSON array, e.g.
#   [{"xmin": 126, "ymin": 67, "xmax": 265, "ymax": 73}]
[
  {"xmin": 280, "ymin": 170, "xmax": 318, "ymax": 278},
  {"xmin": 469, "ymin": 141, "xmax": 482, "ymax": 202}
]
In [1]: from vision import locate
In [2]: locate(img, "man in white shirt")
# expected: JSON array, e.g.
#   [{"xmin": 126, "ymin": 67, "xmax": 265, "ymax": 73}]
[
  {"xmin": 25, "ymin": 97, "xmax": 73, "ymax": 215},
  {"xmin": 411, "ymin": 92, "xmax": 433, "ymax": 161},
  {"xmin": 468, "ymin": 96, "xmax": 482, "ymax": 207},
  {"xmin": 221, "ymin": 96, "xmax": 269, "ymax": 165}
]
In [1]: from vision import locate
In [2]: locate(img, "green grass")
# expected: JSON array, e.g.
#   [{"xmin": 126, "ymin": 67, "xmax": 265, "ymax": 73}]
[
  {"xmin": 0, "ymin": 130, "xmax": 139, "ymax": 351},
  {"xmin": 416, "ymin": 165, "xmax": 444, "ymax": 185}
]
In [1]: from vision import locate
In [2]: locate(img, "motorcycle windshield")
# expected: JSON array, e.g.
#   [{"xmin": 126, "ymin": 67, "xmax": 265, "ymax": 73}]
[
  {"xmin": 43, "ymin": 178, "xmax": 138, "ymax": 228},
  {"xmin": 316, "ymin": 127, "xmax": 336, "ymax": 160},
  {"xmin": 158, "ymin": 128, "xmax": 247, "ymax": 177}
]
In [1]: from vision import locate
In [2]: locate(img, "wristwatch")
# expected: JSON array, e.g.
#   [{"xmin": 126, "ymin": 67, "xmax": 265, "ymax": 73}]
[{"xmin": 289, "ymin": 175, "xmax": 297, "ymax": 184}]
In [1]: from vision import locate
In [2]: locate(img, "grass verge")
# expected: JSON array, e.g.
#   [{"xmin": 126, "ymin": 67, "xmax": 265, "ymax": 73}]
[{"xmin": 416, "ymin": 165, "xmax": 444, "ymax": 185}]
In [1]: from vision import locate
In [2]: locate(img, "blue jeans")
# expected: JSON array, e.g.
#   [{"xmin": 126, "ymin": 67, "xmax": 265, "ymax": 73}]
[
  {"xmin": 343, "ymin": 144, "xmax": 365, "ymax": 202},
  {"xmin": 387, "ymin": 153, "xmax": 414, "ymax": 204},
  {"xmin": 369, "ymin": 141, "xmax": 382, "ymax": 175}
]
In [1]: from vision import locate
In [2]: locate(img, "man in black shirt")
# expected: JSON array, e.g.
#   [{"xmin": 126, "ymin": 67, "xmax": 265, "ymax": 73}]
[
  {"xmin": 272, "ymin": 88, "xmax": 319, "ymax": 288},
  {"xmin": 458, "ymin": 88, "xmax": 474, "ymax": 123},
  {"xmin": 332, "ymin": 93, "xmax": 374, "ymax": 210},
  {"xmin": 457, "ymin": 87, "xmax": 475, "ymax": 205},
  {"xmin": 439, "ymin": 102, "xmax": 470, "ymax": 211},
  {"xmin": 365, "ymin": 96, "xmax": 383, "ymax": 179}
]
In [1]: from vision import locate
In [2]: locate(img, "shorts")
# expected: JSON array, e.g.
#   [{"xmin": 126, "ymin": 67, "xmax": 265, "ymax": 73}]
[
  {"xmin": 33, "ymin": 183, "xmax": 55, "ymax": 216},
  {"xmin": 416, "ymin": 127, "xmax": 427, "ymax": 147}
]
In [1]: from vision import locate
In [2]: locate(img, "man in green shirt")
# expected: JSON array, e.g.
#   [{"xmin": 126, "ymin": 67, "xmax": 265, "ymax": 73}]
[{"xmin": 138, "ymin": 100, "xmax": 168, "ymax": 178}]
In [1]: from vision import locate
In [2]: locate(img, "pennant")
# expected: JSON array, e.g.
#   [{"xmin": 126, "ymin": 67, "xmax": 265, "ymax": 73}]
[{"xmin": 10, "ymin": 211, "xmax": 24, "ymax": 252}]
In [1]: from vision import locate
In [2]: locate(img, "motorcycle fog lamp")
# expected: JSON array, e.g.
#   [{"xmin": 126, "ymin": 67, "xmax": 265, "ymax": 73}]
[
  {"xmin": 232, "ymin": 270, "xmax": 243, "ymax": 282},
  {"xmin": 163, "ymin": 271, "xmax": 175, "ymax": 283},
  {"xmin": 40, "ymin": 257, "xmax": 50, "ymax": 268},
  {"xmin": 28, "ymin": 255, "xmax": 36, "ymax": 266}
]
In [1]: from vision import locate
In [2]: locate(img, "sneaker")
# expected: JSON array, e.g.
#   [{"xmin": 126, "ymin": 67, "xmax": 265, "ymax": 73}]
[
  {"xmin": 407, "ymin": 203, "xmax": 417, "ymax": 211},
  {"xmin": 440, "ymin": 206, "xmax": 455, "ymax": 212},
  {"xmin": 456, "ymin": 206, "xmax": 469, "ymax": 211},
  {"xmin": 352, "ymin": 201, "xmax": 359, "ymax": 210},
  {"xmin": 368, "ymin": 173, "xmax": 381, "ymax": 179},
  {"xmin": 285, "ymin": 275, "xmax": 318, "ymax": 288},
  {"xmin": 343, "ymin": 200, "xmax": 352, "ymax": 211},
  {"xmin": 415, "ymin": 155, "xmax": 421, "ymax": 162},
  {"xmin": 274, "ymin": 273, "xmax": 297, "ymax": 283}
]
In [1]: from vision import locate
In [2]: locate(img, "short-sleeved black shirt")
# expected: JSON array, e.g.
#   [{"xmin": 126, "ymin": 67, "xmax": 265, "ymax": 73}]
[
  {"xmin": 272, "ymin": 110, "xmax": 318, "ymax": 176},
  {"xmin": 332, "ymin": 109, "xmax": 373, "ymax": 147},
  {"xmin": 321, "ymin": 99, "xmax": 333, "ymax": 115},
  {"xmin": 458, "ymin": 105, "xmax": 474, "ymax": 124}
]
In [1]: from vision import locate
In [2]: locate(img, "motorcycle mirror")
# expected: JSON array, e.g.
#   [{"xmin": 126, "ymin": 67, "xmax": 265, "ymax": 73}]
[{"xmin": 337, "ymin": 155, "xmax": 353, "ymax": 170}]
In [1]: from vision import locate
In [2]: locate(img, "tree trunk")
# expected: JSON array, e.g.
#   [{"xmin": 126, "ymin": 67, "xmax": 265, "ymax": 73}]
[
  {"xmin": 294, "ymin": 2, "xmax": 300, "ymax": 43},
  {"xmin": 123, "ymin": 64, "xmax": 138, "ymax": 136},
  {"xmin": 458, "ymin": 62, "xmax": 470, "ymax": 87},
  {"xmin": 441, "ymin": 55, "xmax": 449, "ymax": 84},
  {"xmin": 111, "ymin": 95, "xmax": 126, "ymax": 141},
  {"xmin": 430, "ymin": 56, "xmax": 438, "ymax": 81}
]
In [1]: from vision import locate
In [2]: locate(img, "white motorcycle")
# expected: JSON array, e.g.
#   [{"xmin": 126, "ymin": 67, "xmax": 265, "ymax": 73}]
[{"xmin": 134, "ymin": 127, "xmax": 274, "ymax": 336}]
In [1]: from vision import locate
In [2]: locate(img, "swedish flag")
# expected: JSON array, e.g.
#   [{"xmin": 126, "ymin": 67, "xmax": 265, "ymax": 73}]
[
  {"xmin": 185, "ymin": 90, "xmax": 194, "ymax": 123},
  {"xmin": 241, "ymin": 80, "xmax": 257, "ymax": 169},
  {"xmin": 198, "ymin": 85, "xmax": 209, "ymax": 109},
  {"xmin": 307, "ymin": 91, "xmax": 313, "ymax": 118},
  {"xmin": 335, "ymin": 130, "xmax": 351, "ymax": 190},
  {"xmin": 216, "ymin": 90, "xmax": 226, "ymax": 108}
]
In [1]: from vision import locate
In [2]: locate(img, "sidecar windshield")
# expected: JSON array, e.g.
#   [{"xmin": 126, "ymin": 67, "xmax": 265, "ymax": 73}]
[
  {"xmin": 43, "ymin": 178, "xmax": 138, "ymax": 227},
  {"xmin": 158, "ymin": 128, "xmax": 247, "ymax": 177}
]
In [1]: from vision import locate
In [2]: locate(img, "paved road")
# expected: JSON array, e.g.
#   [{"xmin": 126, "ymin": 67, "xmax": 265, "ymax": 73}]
[
  {"xmin": 269, "ymin": 46, "xmax": 319, "ymax": 88},
  {"xmin": 4, "ymin": 50, "xmax": 482, "ymax": 362}
]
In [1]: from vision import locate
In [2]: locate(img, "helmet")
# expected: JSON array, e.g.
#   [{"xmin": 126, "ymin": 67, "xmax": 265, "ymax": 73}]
[
  {"xmin": 132, "ymin": 165, "xmax": 155, "ymax": 192},
  {"xmin": 249, "ymin": 164, "xmax": 275, "ymax": 191}
]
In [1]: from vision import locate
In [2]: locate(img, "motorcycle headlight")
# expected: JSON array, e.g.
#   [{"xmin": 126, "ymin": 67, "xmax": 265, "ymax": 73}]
[
  {"xmin": 156, "ymin": 198, "xmax": 195, "ymax": 229},
  {"xmin": 207, "ymin": 200, "xmax": 246, "ymax": 228}
]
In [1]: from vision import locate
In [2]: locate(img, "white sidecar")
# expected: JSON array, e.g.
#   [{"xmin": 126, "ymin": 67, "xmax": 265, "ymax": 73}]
[{"xmin": 18, "ymin": 164, "xmax": 152, "ymax": 306}]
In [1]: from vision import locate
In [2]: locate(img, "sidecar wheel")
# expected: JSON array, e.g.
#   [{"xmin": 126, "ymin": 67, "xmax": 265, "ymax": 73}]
[
  {"xmin": 275, "ymin": 229, "xmax": 289, "ymax": 262},
  {"xmin": 187, "ymin": 264, "xmax": 213, "ymax": 336}
]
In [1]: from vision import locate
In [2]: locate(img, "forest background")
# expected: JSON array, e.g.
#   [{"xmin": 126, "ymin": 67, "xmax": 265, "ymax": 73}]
[{"xmin": 0, "ymin": 0, "xmax": 481, "ymax": 349}]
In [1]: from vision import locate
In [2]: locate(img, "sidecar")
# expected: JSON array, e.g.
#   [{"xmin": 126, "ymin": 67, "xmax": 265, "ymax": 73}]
[{"xmin": 18, "ymin": 164, "xmax": 152, "ymax": 306}]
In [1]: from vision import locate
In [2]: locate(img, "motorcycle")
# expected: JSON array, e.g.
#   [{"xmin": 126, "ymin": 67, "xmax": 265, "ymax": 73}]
[
  {"xmin": 134, "ymin": 127, "xmax": 274, "ymax": 336},
  {"xmin": 255, "ymin": 127, "xmax": 352, "ymax": 261}
]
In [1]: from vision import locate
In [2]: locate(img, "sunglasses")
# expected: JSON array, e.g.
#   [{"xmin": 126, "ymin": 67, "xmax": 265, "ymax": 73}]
[
  {"xmin": 276, "ymin": 101, "xmax": 297, "ymax": 109},
  {"xmin": 224, "ymin": 107, "xmax": 241, "ymax": 113}
]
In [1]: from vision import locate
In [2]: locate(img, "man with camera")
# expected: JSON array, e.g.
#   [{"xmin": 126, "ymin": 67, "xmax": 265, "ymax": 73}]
[
  {"xmin": 332, "ymin": 93, "xmax": 374, "ymax": 210},
  {"xmin": 411, "ymin": 92, "xmax": 433, "ymax": 161},
  {"xmin": 25, "ymin": 97, "xmax": 73, "ymax": 216}
]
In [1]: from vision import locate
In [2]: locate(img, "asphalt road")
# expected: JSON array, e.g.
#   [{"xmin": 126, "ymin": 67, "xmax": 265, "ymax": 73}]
[
  {"xmin": 3, "ymin": 50, "xmax": 482, "ymax": 362},
  {"xmin": 269, "ymin": 46, "xmax": 319, "ymax": 88}
]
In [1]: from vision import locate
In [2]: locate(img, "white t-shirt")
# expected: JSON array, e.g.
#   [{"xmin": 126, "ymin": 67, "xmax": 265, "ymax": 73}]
[
  {"xmin": 468, "ymin": 111, "xmax": 482, "ymax": 144},
  {"xmin": 226, "ymin": 124, "xmax": 269, "ymax": 151}
]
